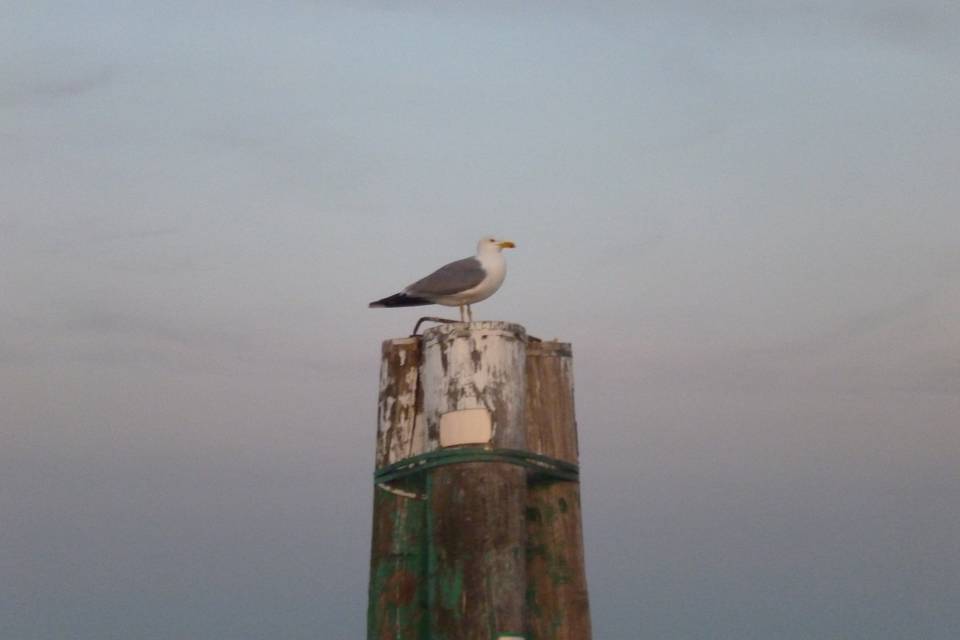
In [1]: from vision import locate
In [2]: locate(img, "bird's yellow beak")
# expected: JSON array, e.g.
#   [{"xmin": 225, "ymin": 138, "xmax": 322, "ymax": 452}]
[{"xmin": 497, "ymin": 240, "xmax": 516, "ymax": 249}]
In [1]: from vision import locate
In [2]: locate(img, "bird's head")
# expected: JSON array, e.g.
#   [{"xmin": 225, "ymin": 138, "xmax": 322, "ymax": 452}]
[{"xmin": 478, "ymin": 236, "xmax": 516, "ymax": 253}]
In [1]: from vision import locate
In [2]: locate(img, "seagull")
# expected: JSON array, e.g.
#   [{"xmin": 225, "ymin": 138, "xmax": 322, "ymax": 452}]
[{"xmin": 369, "ymin": 236, "xmax": 516, "ymax": 322}]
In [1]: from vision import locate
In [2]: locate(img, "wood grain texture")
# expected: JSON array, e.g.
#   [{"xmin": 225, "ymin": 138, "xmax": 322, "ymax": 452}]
[
  {"xmin": 421, "ymin": 322, "xmax": 528, "ymax": 640},
  {"xmin": 376, "ymin": 338, "xmax": 424, "ymax": 468},
  {"xmin": 368, "ymin": 328, "xmax": 592, "ymax": 640},
  {"xmin": 369, "ymin": 338, "xmax": 428, "ymax": 640},
  {"xmin": 524, "ymin": 340, "xmax": 592, "ymax": 640}
]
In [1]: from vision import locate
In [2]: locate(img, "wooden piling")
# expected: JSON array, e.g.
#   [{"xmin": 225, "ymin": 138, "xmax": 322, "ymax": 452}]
[
  {"xmin": 368, "ymin": 338, "xmax": 428, "ymax": 640},
  {"xmin": 524, "ymin": 341, "xmax": 592, "ymax": 639},
  {"xmin": 420, "ymin": 322, "xmax": 528, "ymax": 640},
  {"xmin": 368, "ymin": 323, "xmax": 590, "ymax": 640}
]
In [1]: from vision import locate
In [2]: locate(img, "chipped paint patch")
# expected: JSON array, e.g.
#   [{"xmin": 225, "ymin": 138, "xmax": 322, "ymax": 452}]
[
  {"xmin": 377, "ymin": 338, "xmax": 425, "ymax": 467},
  {"xmin": 421, "ymin": 322, "xmax": 526, "ymax": 452}
]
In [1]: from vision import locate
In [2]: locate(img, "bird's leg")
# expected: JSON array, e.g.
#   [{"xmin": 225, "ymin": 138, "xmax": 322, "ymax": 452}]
[
  {"xmin": 458, "ymin": 305, "xmax": 465, "ymax": 322},
  {"xmin": 467, "ymin": 305, "xmax": 473, "ymax": 323}
]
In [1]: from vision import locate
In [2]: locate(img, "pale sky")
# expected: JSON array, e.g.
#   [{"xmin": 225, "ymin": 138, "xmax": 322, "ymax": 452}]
[{"xmin": 2, "ymin": 2, "xmax": 959, "ymax": 638}]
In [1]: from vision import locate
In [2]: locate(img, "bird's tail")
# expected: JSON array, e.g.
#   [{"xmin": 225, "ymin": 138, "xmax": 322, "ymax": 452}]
[{"xmin": 369, "ymin": 292, "xmax": 432, "ymax": 308}]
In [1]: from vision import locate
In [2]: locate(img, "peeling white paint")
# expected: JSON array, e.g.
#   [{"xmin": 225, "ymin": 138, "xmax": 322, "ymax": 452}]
[
  {"xmin": 376, "ymin": 482, "xmax": 424, "ymax": 500},
  {"xmin": 421, "ymin": 322, "xmax": 526, "ymax": 451},
  {"xmin": 377, "ymin": 339, "xmax": 425, "ymax": 467}
]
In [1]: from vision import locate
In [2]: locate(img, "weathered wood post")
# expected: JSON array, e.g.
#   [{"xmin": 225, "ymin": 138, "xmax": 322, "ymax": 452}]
[
  {"xmin": 368, "ymin": 323, "xmax": 591, "ymax": 640},
  {"xmin": 420, "ymin": 322, "xmax": 528, "ymax": 639},
  {"xmin": 524, "ymin": 341, "xmax": 591, "ymax": 639},
  {"xmin": 368, "ymin": 337, "xmax": 428, "ymax": 639}
]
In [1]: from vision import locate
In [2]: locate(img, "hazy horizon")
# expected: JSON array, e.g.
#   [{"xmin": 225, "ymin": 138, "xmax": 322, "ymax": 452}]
[{"xmin": 2, "ymin": 2, "xmax": 958, "ymax": 638}]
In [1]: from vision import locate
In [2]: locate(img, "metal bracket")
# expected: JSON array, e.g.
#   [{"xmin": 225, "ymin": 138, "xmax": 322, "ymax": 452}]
[
  {"xmin": 410, "ymin": 316, "xmax": 462, "ymax": 337},
  {"xmin": 374, "ymin": 447, "xmax": 580, "ymax": 485}
]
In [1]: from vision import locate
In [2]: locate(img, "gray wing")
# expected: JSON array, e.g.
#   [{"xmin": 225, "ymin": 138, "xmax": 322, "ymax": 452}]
[{"xmin": 405, "ymin": 257, "xmax": 486, "ymax": 297}]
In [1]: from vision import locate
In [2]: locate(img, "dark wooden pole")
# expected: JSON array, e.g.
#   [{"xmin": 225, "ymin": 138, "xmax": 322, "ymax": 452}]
[
  {"xmin": 524, "ymin": 341, "xmax": 592, "ymax": 639},
  {"xmin": 368, "ymin": 338, "xmax": 428, "ymax": 640},
  {"xmin": 368, "ymin": 324, "xmax": 591, "ymax": 640},
  {"xmin": 421, "ymin": 322, "xmax": 528, "ymax": 640}
]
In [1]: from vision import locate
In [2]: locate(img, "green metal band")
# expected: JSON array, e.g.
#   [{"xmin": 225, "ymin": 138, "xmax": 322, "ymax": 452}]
[{"xmin": 374, "ymin": 447, "xmax": 579, "ymax": 485}]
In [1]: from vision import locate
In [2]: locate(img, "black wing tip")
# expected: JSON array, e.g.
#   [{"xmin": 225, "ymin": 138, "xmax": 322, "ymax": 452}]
[{"xmin": 369, "ymin": 292, "xmax": 432, "ymax": 308}]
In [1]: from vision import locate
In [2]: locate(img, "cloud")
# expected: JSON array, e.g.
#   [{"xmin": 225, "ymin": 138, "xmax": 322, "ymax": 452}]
[
  {"xmin": 9, "ymin": 301, "xmax": 352, "ymax": 377},
  {"xmin": 917, "ymin": 362, "xmax": 960, "ymax": 395},
  {"xmin": 51, "ymin": 306, "xmax": 248, "ymax": 351},
  {"xmin": 118, "ymin": 227, "xmax": 184, "ymax": 241},
  {"xmin": 856, "ymin": 3, "xmax": 959, "ymax": 49},
  {"xmin": 0, "ymin": 343, "xmax": 33, "ymax": 367},
  {"xmin": 648, "ymin": 1, "xmax": 960, "ymax": 55},
  {"xmin": 0, "ymin": 67, "xmax": 117, "ymax": 108},
  {"xmin": 2, "ymin": 302, "xmax": 253, "ymax": 373}
]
